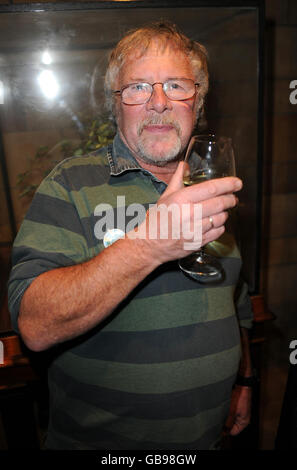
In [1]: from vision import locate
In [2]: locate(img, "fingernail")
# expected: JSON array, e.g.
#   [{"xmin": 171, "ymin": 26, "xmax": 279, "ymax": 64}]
[{"xmin": 235, "ymin": 178, "xmax": 243, "ymax": 189}]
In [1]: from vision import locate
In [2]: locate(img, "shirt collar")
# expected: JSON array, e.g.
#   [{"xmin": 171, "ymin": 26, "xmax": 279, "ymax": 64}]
[
  {"xmin": 107, "ymin": 132, "xmax": 168, "ymax": 194},
  {"xmin": 108, "ymin": 132, "xmax": 141, "ymax": 176}
]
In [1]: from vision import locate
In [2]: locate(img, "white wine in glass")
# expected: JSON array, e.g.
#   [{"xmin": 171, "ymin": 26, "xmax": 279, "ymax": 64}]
[{"xmin": 178, "ymin": 134, "xmax": 236, "ymax": 282}]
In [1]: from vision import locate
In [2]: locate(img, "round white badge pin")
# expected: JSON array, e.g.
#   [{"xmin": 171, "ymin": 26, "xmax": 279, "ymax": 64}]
[{"xmin": 103, "ymin": 228, "xmax": 125, "ymax": 248}]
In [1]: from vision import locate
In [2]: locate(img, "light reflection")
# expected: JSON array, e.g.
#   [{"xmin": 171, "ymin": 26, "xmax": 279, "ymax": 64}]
[
  {"xmin": 42, "ymin": 50, "xmax": 52, "ymax": 65},
  {"xmin": 37, "ymin": 70, "xmax": 59, "ymax": 100},
  {"xmin": 36, "ymin": 64, "xmax": 84, "ymax": 134},
  {"xmin": 0, "ymin": 80, "xmax": 4, "ymax": 104}
]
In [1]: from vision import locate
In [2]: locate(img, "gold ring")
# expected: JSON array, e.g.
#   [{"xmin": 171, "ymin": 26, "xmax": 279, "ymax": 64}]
[{"xmin": 209, "ymin": 217, "xmax": 214, "ymax": 228}]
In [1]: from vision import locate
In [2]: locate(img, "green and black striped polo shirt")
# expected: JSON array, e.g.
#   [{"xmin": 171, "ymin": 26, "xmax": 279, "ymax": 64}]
[{"xmin": 8, "ymin": 133, "xmax": 253, "ymax": 450}]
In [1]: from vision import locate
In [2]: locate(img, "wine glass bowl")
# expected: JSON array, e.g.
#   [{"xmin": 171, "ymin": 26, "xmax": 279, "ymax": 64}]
[{"xmin": 178, "ymin": 134, "xmax": 236, "ymax": 283}]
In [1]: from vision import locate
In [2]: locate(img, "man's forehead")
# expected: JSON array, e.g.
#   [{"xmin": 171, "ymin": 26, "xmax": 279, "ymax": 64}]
[
  {"xmin": 118, "ymin": 43, "xmax": 193, "ymax": 81},
  {"xmin": 125, "ymin": 39, "xmax": 187, "ymax": 63}
]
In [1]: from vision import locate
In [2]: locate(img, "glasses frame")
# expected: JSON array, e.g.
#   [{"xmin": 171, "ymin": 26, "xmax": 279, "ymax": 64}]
[{"xmin": 113, "ymin": 79, "xmax": 200, "ymax": 105}]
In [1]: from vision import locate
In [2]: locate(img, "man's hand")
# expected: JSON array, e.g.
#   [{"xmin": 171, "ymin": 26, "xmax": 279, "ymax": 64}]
[
  {"xmin": 224, "ymin": 385, "xmax": 252, "ymax": 436},
  {"xmin": 128, "ymin": 161, "xmax": 243, "ymax": 264}
]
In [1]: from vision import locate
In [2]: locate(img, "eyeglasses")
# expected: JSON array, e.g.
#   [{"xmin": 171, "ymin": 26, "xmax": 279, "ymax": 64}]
[{"xmin": 113, "ymin": 79, "xmax": 199, "ymax": 105}]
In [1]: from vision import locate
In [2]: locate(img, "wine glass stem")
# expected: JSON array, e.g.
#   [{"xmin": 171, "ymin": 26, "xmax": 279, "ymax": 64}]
[{"xmin": 199, "ymin": 246, "xmax": 205, "ymax": 255}]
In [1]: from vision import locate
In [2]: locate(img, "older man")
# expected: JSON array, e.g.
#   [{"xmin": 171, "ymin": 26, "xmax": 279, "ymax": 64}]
[{"xmin": 8, "ymin": 21, "xmax": 253, "ymax": 450}]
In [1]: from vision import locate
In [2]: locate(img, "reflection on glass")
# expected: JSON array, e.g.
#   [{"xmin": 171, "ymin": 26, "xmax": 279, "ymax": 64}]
[
  {"xmin": 0, "ymin": 80, "xmax": 3, "ymax": 104},
  {"xmin": 41, "ymin": 50, "xmax": 53, "ymax": 65},
  {"xmin": 37, "ymin": 70, "xmax": 59, "ymax": 100}
]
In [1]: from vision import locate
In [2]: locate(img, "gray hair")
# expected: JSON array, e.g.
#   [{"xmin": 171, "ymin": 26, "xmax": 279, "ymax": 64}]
[{"xmin": 104, "ymin": 21, "xmax": 209, "ymax": 120}]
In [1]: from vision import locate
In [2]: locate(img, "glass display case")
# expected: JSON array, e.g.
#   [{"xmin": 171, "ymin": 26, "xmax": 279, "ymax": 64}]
[{"xmin": 0, "ymin": 0, "xmax": 264, "ymax": 328}]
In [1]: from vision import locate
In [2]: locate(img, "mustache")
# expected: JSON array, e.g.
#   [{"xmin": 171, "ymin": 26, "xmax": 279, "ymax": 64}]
[{"xmin": 137, "ymin": 116, "xmax": 181, "ymax": 136}]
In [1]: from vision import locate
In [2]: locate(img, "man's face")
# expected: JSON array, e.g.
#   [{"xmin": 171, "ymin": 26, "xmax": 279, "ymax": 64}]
[{"xmin": 115, "ymin": 44, "xmax": 198, "ymax": 166}]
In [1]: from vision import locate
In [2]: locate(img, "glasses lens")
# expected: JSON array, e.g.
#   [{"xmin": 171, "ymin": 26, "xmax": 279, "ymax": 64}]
[
  {"xmin": 120, "ymin": 79, "xmax": 196, "ymax": 104},
  {"xmin": 164, "ymin": 79, "xmax": 195, "ymax": 100},
  {"xmin": 122, "ymin": 83, "xmax": 152, "ymax": 105}
]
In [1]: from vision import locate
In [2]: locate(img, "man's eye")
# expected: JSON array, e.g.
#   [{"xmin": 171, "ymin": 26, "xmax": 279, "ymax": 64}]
[
  {"xmin": 130, "ymin": 83, "xmax": 147, "ymax": 92},
  {"xmin": 168, "ymin": 82, "xmax": 183, "ymax": 91}
]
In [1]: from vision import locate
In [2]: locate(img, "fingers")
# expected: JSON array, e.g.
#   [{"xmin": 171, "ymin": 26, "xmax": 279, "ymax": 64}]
[
  {"xmin": 183, "ymin": 177, "xmax": 242, "ymax": 203},
  {"xmin": 229, "ymin": 416, "xmax": 250, "ymax": 436},
  {"xmin": 202, "ymin": 226, "xmax": 225, "ymax": 246},
  {"xmin": 202, "ymin": 210, "xmax": 229, "ymax": 233},
  {"xmin": 201, "ymin": 193, "xmax": 238, "ymax": 218},
  {"xmin": 161, "ymin": 161, "xmax": 185, "ymax": 197},
  {"xmin": 131, "ymin": 175, "xmax": 242, "ymax": 263},
  {"xmin": 199, "ymin": 211, "xmax": 230, "ymax": 246}
]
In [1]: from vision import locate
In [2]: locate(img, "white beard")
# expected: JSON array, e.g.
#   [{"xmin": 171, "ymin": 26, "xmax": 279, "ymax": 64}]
[
  {"xmin": 136, "ymin": 116, "xmax": 183, "ymax": 166},
  {"xmin": 137, "ymin": 135, "xmax": 182, "ymax": 166}
]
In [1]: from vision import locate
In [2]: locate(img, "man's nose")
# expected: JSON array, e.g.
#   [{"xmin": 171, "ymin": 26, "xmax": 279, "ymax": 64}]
[{"xmin": 146, "ymin": 84, "xmax": 172, "ymax": 113}]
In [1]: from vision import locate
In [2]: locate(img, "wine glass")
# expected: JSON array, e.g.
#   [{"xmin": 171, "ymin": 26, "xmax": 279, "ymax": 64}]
[{"xmin": 178, "ymin": 134, "xmax": 236, "ymax": 282}]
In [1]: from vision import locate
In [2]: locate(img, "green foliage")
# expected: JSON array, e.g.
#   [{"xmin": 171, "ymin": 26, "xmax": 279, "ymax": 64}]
[{"xmin": 17, "ymin": 118, "xmax": 115, "ymax": 202}]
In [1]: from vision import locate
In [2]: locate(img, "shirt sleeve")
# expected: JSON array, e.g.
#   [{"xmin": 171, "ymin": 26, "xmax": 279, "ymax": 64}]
[{"xmin": 8, "ymin": 173, "xmax": 91, "ymax": 333}]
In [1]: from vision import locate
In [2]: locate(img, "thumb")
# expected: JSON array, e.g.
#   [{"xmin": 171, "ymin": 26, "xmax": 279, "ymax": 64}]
[{"xmin": 161, "ymin": 161, "xmax": 186, "ymax": 198}]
